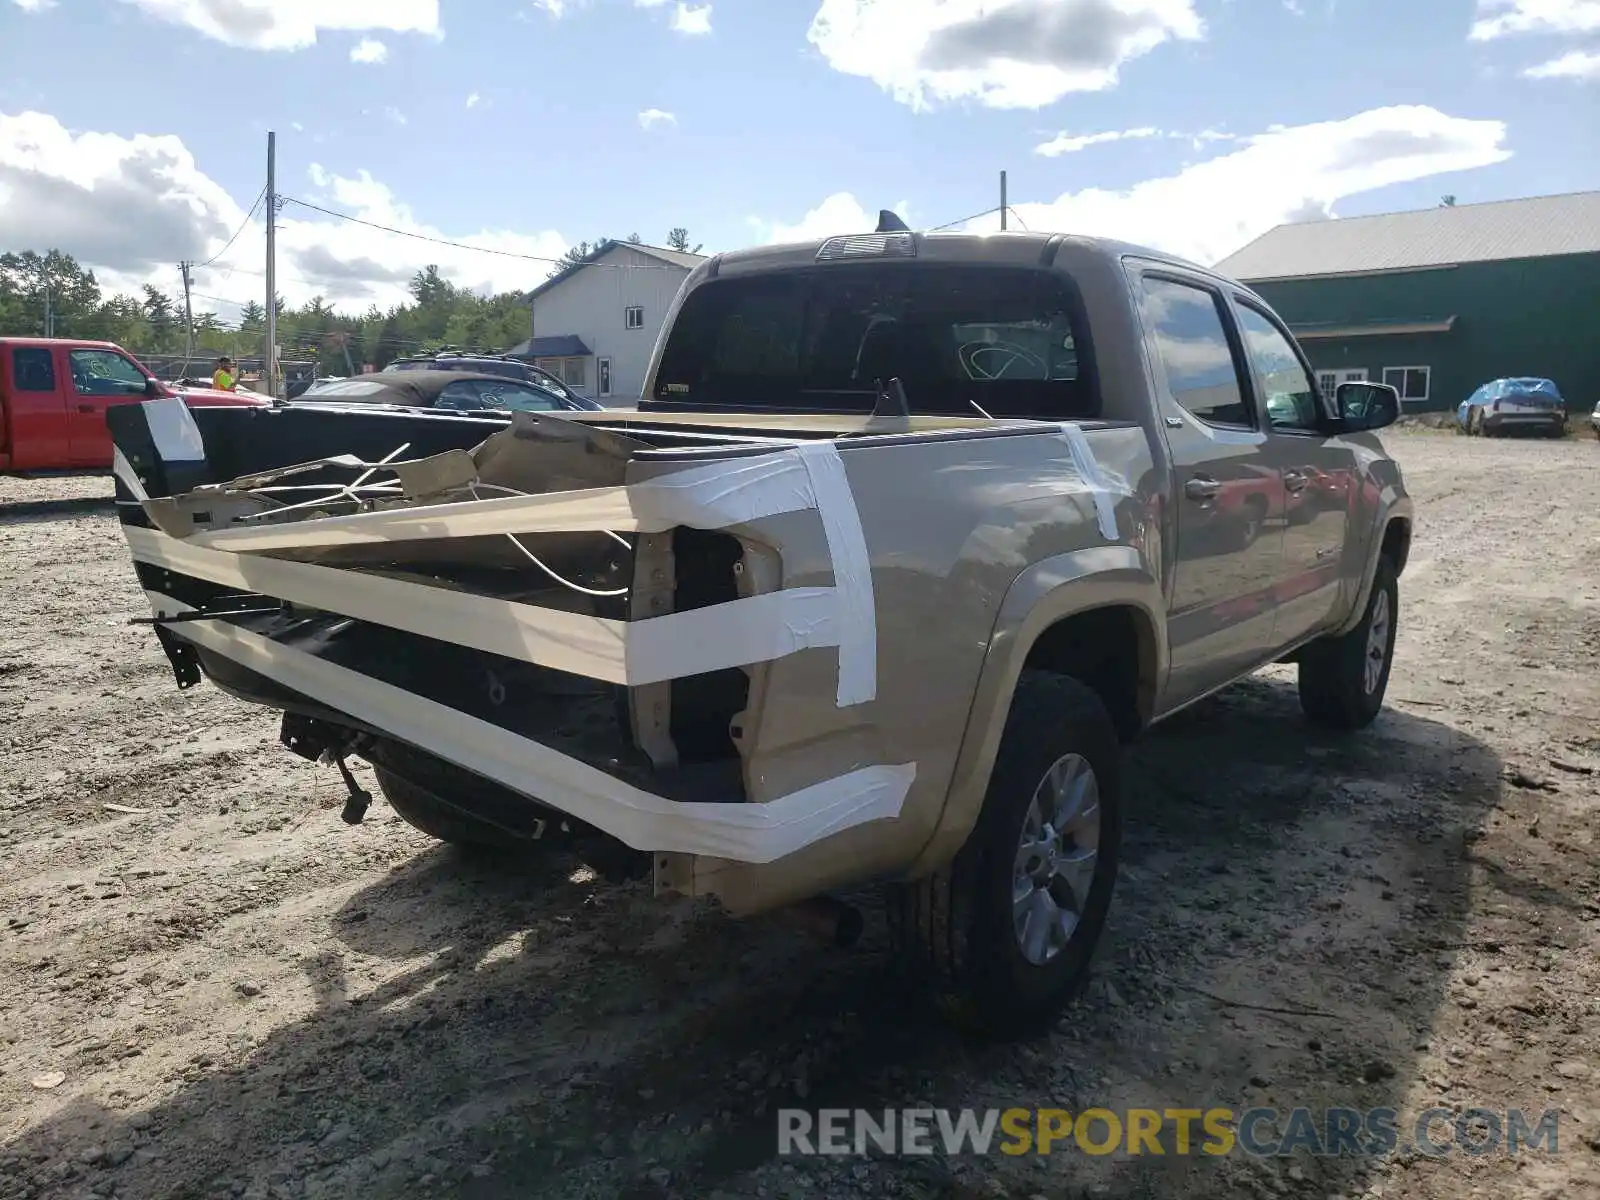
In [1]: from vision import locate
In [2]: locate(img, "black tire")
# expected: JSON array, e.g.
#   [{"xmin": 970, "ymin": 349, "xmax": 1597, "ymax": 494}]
[
  {"xmin": 886, "ymin": 671, "xmax": 1124, "ymax": 1033},
  {"xmin": 374, "ymin": 765, "xmax": 525, "ymax": 851},
  {"xmin": 1298, "ymin": 556, "xmax": 1398, "ymax": 730}
]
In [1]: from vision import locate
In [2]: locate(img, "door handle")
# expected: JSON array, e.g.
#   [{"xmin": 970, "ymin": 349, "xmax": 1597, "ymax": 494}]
[
  {"xmin": 77, "ymin": 404, "xmax": 96, "ymax": 414},
  {"xmin": 1283, "ymin": 470, "xmax": 1308, "ymax": 493},
  {"xmin": 1184, "ymin": 477, "xmax": 1221, "ymax": 501}
]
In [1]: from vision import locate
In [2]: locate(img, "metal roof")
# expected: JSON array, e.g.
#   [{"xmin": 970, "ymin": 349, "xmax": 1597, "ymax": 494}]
[
  {"xmin": 1213, "ymin": 191, "xmax": 1600, "ymax": 281},
  {"xmin": 527, "ymin": 240, "xmax": 707, "ymax": 301}
]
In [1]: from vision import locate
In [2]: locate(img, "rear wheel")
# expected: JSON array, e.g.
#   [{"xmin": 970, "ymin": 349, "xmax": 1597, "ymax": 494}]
[
  {"xmin": 1298, "ymin": 556, "xmax": 1398, "ymax": 730},
  {"xmin": 886, "ymin": 671, "xmax": 1123, "ymax": 1033}
]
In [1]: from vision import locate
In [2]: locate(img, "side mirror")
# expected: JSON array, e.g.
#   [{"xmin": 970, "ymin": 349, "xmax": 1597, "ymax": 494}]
[{"xmin": 1335, "ymin": 380, "xmax": 1400, "ymax": 432}]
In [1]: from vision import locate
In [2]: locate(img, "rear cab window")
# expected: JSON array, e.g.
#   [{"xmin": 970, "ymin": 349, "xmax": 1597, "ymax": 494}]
[
  {"xmin": 10, "ymin": 347, "xmax": 56, "ymax": 392},
  {"xmin": 651, "ymin": 263, "xmax": 1098, "ymax": 420}
]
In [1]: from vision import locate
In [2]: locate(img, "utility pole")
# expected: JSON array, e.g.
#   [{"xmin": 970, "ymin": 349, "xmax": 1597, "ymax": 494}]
[
  {"xmin": 178, "ymin": 260, "xmax": 195, "ymax": 377},
  {"xmin": 265, "ymin": 130, "xmax": 279, "ymax": 403},
  {"xmin": 41, "ymin": 265, "xmax": 53, "ymax": 338},
  {"xmin": 1000, "ymin": 170, "xmax": 1008, "ymax": 231}
]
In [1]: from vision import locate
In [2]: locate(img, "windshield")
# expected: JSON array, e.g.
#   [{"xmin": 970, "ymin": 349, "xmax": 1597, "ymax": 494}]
[{"xmin": 651, "ymin": 263, "xmax": 1096, "ymax": 419}]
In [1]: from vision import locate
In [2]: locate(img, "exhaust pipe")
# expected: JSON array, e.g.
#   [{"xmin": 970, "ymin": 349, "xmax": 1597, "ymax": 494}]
[{"xmin": 781, "ymin": 895, "xmax": 864, "ymax": 948}]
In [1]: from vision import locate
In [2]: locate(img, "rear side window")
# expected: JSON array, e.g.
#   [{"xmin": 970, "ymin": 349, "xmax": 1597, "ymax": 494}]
[
  {"xmin": 435, "ymin": 358, "xmax": 518, "ymax": 379},
  {"xmin": 653, "ymin": 263, "xmax": 1097, "ymax": 419},
  {"xmin": 11, "ymin": 348, "xmax": 55, "ymax": 392},
  {"xmin": 1139, "ymin": 277, "xmax": 1252, "ymax": 428}
]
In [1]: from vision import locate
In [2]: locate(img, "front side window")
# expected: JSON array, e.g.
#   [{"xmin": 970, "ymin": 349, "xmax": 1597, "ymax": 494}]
[
  {"xmin": 12, "ymin": 347, "xmax": 55, "ymax": 392},
  {"xmin": 435, "ymin": 381, "xmax": 493, "ymax": 410},
  {"xmin": 490, "ymin": 382, "xmax": 562, "ymax": 412},
  {"xmin": 1139, "ymin": 277, "xmax": 1251, "ymax": 428},
  {"xmin": 70, "ymin": 349, "xmax": 148, "ymax": 396},
  {"xmin": 1235, "ymin": 303, "xmax": 1324, "ymax": 432},
  {"xmin": 653, "ymin": 263, "xmax": 1096, "ymax": 419}
]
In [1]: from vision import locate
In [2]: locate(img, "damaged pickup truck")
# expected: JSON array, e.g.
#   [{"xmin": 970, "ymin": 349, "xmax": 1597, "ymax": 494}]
[{"xmin": 105, "ymin": 228, "xmax": 1413, "ymax": 1028}]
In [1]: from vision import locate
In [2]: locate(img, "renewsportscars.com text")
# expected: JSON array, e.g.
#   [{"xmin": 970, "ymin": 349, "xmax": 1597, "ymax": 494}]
[{"xmin": 777, "ymin": 1107, "xmax": 1561, "ymax": 1159}]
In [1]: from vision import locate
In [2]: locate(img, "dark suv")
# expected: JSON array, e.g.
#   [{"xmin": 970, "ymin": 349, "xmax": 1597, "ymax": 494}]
[{"xmin": 382, "ymin": 351, "xmax": 599, "ymax": 410}]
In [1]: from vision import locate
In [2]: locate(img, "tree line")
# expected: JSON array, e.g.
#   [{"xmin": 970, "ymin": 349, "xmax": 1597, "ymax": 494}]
[{"xmin": 1, "ymin": 226, "xmax": 701, "ymax": 377}]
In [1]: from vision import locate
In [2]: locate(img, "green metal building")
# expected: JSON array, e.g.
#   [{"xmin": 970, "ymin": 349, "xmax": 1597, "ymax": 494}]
[{"xmin": 1213, "ymin": 191, "xmax": 1600, "ymax": 414}]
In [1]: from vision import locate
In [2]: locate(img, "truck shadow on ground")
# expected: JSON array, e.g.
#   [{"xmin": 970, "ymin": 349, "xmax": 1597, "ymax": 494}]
[{"xmin": 4, "ymin": 676, "xmax": 1511, "ymax": 1200}]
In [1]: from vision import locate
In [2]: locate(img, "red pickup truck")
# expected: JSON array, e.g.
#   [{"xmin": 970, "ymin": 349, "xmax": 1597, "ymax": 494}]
[{"xmin": 0, "ymin": 337, "xmax": 267, "ymax": 471}]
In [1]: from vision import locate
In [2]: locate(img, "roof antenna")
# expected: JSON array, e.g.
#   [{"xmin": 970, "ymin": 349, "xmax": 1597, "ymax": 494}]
[
  {"xmin": 872, "ymin": 377, "xmax": 911, "ymax": 420},
  {"xmin": 875, "ymin": 209, "xmax": 910, "ymax": 234}
]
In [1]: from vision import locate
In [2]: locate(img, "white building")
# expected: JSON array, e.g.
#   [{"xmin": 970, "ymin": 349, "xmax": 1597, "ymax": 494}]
[{"xmin": 507, "ymin": 240, "xmax": 706, "ymax": 405}]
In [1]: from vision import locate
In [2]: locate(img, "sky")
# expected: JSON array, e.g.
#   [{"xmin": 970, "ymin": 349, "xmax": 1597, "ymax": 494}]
[{"xmin": 0, "ymin": 0, "xmax": 1596, "ymax": 325}]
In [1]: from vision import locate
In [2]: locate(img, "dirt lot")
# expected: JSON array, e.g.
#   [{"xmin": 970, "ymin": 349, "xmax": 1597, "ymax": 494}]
[{"xmin": 1, "ymin": 433, "xmax": 1597, "ymax": 1200}]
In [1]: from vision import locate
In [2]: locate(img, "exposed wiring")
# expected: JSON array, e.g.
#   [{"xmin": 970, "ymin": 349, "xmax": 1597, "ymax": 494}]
[
  {"xmin": 469, "ymin": 483, "xmax": 633, "ymax": 551},
  {"xmin": 468, "ymin": 483, "xmax": 631, "ymax": 597}
]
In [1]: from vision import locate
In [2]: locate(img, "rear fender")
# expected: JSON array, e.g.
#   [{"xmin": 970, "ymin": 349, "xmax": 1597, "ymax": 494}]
[{"xmin": 903, "ymin": 544, "xmax": 1165, "ymax": 879}]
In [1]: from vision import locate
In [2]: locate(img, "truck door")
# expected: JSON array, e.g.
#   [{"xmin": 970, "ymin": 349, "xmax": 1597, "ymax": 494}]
[
  {"xmin": 1134, "ymin": 271, "xmax": 1287, "ymax": 706},
  {"xmin": 1229, "ymin": 298, "xmax": 1356, "ymax": 648},
  {"xmin": 65, "ymin": 347, "xmax": 151, "ymax": 467},
  {"xmin": 3, "ymin": 344, "xmax": 72, "ymax": 470}
]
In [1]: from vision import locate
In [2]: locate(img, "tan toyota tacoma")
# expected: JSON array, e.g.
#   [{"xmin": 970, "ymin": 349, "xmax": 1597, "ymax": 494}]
[{"xmin": 105, "ymin": 223, "xmax": 1413, "ymax": 1030}]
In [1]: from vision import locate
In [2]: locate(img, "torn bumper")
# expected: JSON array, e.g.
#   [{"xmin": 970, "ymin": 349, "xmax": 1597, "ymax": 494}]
[{"xmin": 111, "ymin": 397, "xmax": 913, "ymax": 865}]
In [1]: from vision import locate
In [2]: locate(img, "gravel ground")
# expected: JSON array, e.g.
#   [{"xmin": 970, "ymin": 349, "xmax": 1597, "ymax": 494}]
[{"xmin": 1, "ymin": 434, "xmax": 1597, "ymax": 1200}]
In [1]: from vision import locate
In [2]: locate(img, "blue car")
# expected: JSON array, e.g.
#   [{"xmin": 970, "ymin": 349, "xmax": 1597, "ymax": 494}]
[{"xmin": 1456, "ymin": 377, "xmax": 1567, "ymax": 438}]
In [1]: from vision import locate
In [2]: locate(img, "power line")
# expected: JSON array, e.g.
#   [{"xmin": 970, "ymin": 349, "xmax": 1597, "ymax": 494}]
[
  {"xmin": 194, "ymin": 186, "xmax": 268, "ymax": 270},
  {"xmin": 278, "ymin": 196, "xmax": 685, "ymax": 271}
]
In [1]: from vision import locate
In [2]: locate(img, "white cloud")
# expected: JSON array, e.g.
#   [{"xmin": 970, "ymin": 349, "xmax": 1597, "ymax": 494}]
[
  {"xmin": 1523, "ymin": 46, "xmax": 1600, "ymax": 76},
  {"xmin": 1470, "ymin": 0, "xmax": 1600, "ymax": 39},
  {"xmin": 981, "ymin": 105, "xmax": 1511, "ymax": 265},
  {"xmin": 349, "ymin": 37, "xmax": 388, "ymax": 63},
  {"xmin": 638, "ymin": 107, "xmax": 678, "ymax": 129},
  {"xmin": 466, "ymin": 92, "xmax": 482, "ymax": 108},
  {"xmin": 0, "ymin": 110, "xmax": 569, "ymax": 316},
  {"xmin": 13, "ymin": 0, "xmax": 56, "ymax": 12},
  {"xmin": 1034, "ymin": 126, "xmax": 1162, "ymax": 156},
  {"xmin": 531, "ymin": 0, "xmax": 567, "ymax": 12},
  {"xmin": 807, "ymin": 0, "xmax": 1204, "ymax": 110},
  {"xmin": 671, "ymin": 2, "xmax": 712, "ymax": 32},
  {"xmin": 118, "ymin": 0, "xmax": 440, "ymax": 50},
  {"xmin": 750, "ymin": 194, "xmax": 912, "ymax": 244},
  {"xmin": 758, "ymin": 106, "xmax": 1509, "ymax": 267}
]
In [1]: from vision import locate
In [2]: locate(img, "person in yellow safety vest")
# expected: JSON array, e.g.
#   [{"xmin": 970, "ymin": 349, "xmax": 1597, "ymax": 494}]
[{"xmin": 211, "ymin": 356, "xmax": 237, "ymax": 391}]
